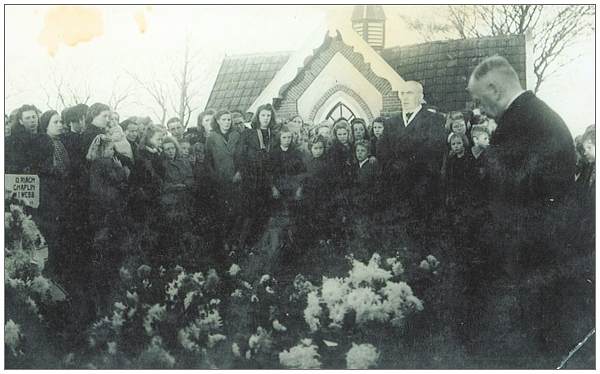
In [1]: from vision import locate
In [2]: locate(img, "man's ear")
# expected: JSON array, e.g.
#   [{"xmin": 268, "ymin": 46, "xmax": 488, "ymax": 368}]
[{"xmin": 487, "ymin": 82, "xmax": 501, "ymax": 101}]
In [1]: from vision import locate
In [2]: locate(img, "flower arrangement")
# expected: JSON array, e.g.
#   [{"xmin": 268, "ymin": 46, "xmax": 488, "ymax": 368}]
[
  {"xmin": 304, "ymin": 253, "xmax": 423, "ymax": 331},
  {"xmin": 5, "ymin": 319, "xmax": 23, "ymax": 357},
  {"xmin": 279, "ymin": 338, "xmax": 321, "ymax": 369},
  {"xmin": 345, "ymin": 343, "xmax": 379, "ymax": 369}
]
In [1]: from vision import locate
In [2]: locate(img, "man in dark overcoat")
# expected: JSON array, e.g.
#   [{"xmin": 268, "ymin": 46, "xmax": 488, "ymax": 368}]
[
  {"xmin": 466, "ymin": 55, "xmax": 580, "ymax": 368},
  {"xmin": 381, "ymin": 81, "xmax": 446, "ymax": 217}
]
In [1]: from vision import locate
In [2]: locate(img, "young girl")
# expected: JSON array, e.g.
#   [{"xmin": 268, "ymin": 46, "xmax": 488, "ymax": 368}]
[
  {"xmin": 205, "ymin": 110, "xmax": 242, "ymax": 251},
  {"xmin": 442, "ymin": 132, "xmax": 473, "ymax": 220},
  {"xmin": 326, "ymin": 120, "xmax": 356, "ymax": 243},
  {"xmin": 469, "ymin": 125, "xmax": 491, "ymax": 204},
  {"xmin": 353, "ymin": 140, "xmax": 379, "ymax": 212},
  {"xmin": 161, "ymin": 137, "xmax": 194, "ymax": 214},
  {"xmin": 129, "ymin": 125, "xmax": 166, "ymax": 226},
  {"xmin": 266, "ymin": 126, "xmax": 307, "ymax": 258},
  {"xmin": 236, "ymin": 104, "xmax": 278, "ymax": 249},
  {"xmin": 287, "ymin": 114, "xmax": 311, "ymax": 161},
  {"xmin": 445, "ymin": 111, "xmax": 471, "ymax": 147},
  {"xmin": 327, "ymin": 120, "xmax": 356, "ymax": 189},
  {"xmin": 86, "ymin": 134, "xmax": 130, "ymax": 315},
  {"xmin": 350, "ymin": 118, "xmax": 370, "ymax": 144},
  {"xmin": 297, "ymin": 135, "xmax": 331, "ymax": 246}
]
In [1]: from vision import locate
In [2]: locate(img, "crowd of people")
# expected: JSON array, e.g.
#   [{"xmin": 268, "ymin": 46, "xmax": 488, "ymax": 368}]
[{"xmin": 4, "ymin": 56, "xmax": 595, "ymax": 366}]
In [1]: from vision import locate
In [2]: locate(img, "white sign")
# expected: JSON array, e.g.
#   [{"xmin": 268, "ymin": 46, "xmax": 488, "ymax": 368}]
[{"xmin": 5, "ymin": 174, "xmax": 40, "ymax": 208}]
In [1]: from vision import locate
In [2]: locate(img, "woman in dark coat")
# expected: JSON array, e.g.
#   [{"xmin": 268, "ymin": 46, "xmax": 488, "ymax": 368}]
[
  {"xmin": 37, "ymin": 110, "xmax": 70, "ymax": 280},
  {"xmin": 205, "ymin": 110, "xmax": 241, "ymax": 250},
  {"xmin": 235, "ymin": 104, "xmax": 278, "ymax": 250},
  {"xmin": 325, "ymin": 120, "xmax": 357, "ymax": 244}
]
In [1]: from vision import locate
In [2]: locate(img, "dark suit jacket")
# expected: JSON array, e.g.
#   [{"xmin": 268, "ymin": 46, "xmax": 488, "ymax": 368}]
[
  {"xmin": 236, "ymin": 127, "xmax": 278, "ymax": 191},
  {"xmin": 487, "ymin": 91, "xmax": 575, "ymax": 206},
  {"xmin": 383, "ymin": 108, "xmax": 446, "ymax": 185}
]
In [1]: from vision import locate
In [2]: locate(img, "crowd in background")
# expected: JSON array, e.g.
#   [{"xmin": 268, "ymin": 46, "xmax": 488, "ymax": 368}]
[{"xmin": 4, "ymin": 84, "xmax": 595, "ymax": 334}]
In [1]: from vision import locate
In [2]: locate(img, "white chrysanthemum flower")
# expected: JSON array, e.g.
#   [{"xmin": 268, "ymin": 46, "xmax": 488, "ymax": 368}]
[
  {"xmin": 405, "ymin": 295, "xmax": 425, "ymax": 312},
  {"xmin": 242, "ymin": 281, "xmax": 253, "ymax": 289},
  {"xmin": 112, "ymin": 310, "xmax": 125, "ymax": 329},
  {"xmin": 245, "ymin": 350, "xmax": 252, "ymax": 359},
  {"xmin": 143, "ymin": 304, "xmax": 166, "ymax": 335},
  {"xmin": 230, "ymin": 289, "xmax": 243, "ymax": 298},
  {"xmin": 419, "ymin": 260, "xmax": 430, "ymax": 271},
  {"xmin": 386, "ymin": 257, "xmax": 405, "ymax": 276},
  {"xmin": 166, "ymin": 272, "xmax": 186, "ymax": 301},
  {"xmin": 205, "ymin": 269, "xmax": 220, "ymax": 289},
  {"xmin": 207, "ymin": 333, "xmax": 227, "ymax": 348},
  {"xmin": 345, "ymin": 287, "xmax": 386, "ymax": 324},
  {"xmin": 228, "ymin": 264, "xmax": 241, "ymax": 276},
  {"xmin": 265, "ymin": 286, "xmax": 275, "ymax": 294},
  {"xmin": 248, "ymin": 327, "xmax": 272, "ymax": 352},
  {"xmin": 5, "ymin": 319, "xmax": 22, "ymax": 355},
  {"xmin": 321, "ymin": 277, "xmax": 349, "ymax": 305},
  {"xmin": 259, "ymin": 274, "xmax": 271, "ymax": 284},
  {"xmin": 107, "ymin": 341, "xmax": 117, "ymax": 355},
  {"xmin": 279, "ymin": 340, "xmax": 321, "ymax": 369},
  {"xmin": 198, "ymin": 310, "xmax": 222, "ymax": 330},
  {"xmin": 369, "ymin": 253, "xmax": 382, "ymax": 266},
  {"xmin": 380, "ymin": 281, "xmax": 424, "ymax": 319},
  {"xmin": 7, "ymin": 277, "xmax": 26, "ymax": 289},
  {"xmin": 272, "ymin": 319, "xmax": 287, "ymax": 332},
  {"xmin": 232, "ymin": 342, "xmax": 241, "ymax": 357},
  {"xmin": 191, "ymin": 272, "xmax": 204, "ymax": 285},
  {"xmin": 426, "ymin": 255, "xmax": 440, "ymax": 267},
  {"xmin": 114, "ymin": 301, "xmax": 126, "ymax": 311},
  {"xmin": 25, "ymin": 296, "xmax": 38, "ymax": 313},
  {"xmin": 327, "ymin": 301, "xmax": 349, "ymax": 327},
  {"xmin": 127, "ymin": 307, "xmax": 137, "ymax": 319},
  {"xmin": 30, "ymin": 275, "xmax": 51, "ymax": 296},
  {"xmin": 183, "ymin": 291, "xmax": 196, "ymax": 310},
  {"xmin": 346, "ymin": 343, "xmax": 379, "ymax": 369},
  {"xmin": 348, "ymin": 258, "xmax": 392, "ymax": 286},
  {"xmin": 304, "ymin": 291, "xmax": 322, "ymax": 332},
  {"xmin": 251, "ymin": 294, "xmax": 259, "ymax": 303},
  {"xmin": 141, "ymin": 336, "xmax": 176, "ymax": 368}
]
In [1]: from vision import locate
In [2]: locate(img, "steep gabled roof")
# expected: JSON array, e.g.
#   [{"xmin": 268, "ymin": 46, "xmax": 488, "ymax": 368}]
[
  {"xmin": 247, "ymin": 24, "xmax": 405, "ymax": 114},
  {"xmin": 204, "ymin": 51, "xmax": 291, "ymax": 112}
]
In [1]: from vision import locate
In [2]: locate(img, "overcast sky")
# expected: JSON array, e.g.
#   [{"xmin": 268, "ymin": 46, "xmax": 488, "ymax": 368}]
[{"xmin": 4, "ymin": 4, "xmax": 595, "ymax": 136}]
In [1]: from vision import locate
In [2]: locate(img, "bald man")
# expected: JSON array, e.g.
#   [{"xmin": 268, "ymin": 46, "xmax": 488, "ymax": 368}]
[
  {"xmin": 465, "ymin": 56, "xmax": 579, "ymax": 367},
  {"xmin": 381, "ymin": 80, "xmax": 446, "ymax": 216}
]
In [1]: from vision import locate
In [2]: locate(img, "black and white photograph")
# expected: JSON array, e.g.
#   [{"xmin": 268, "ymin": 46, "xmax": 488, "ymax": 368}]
[{"xmin": 3, "ymin": 3, "xmax": 596, "ymax": 369}]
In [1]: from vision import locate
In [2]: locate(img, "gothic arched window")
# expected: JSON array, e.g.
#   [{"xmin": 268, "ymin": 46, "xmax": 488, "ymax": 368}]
[{"xmin": 326, "ymin": 102, "xmax": 356, "ymax": 123}]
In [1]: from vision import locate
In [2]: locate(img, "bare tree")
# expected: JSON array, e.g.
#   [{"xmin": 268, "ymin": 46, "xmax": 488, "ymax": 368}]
[
  {"xmin": 399, "ymin": 5, "xmax": 595, "ymax": 92},
  {"xmin": 41, "ymin": 65, "xmax": 92, "ymax": 110},
  {"xmin": 169, "ymin": 32, "xmax": 215, "ymax": 128},
  {"xmin": 129, "ymin": 72, "xmax": 169, "ymax": 126},
  {"xmin": 108, "ymin": 75, "xmax": 134, "ymax": 113},
  {"xmin": 128, "ymin": 32, "xmax": 216, "ymax": 127}
]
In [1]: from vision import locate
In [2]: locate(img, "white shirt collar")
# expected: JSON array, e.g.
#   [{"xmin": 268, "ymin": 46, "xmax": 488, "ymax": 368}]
[
  {"xmin": 359, "ymin": 158, "xmax": 369, "ymax": 168},
  {"xmin": 403, "ymin": 105, "xmax": 423, "ymax": 125}
]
